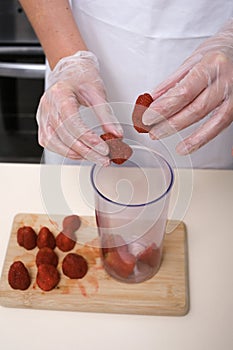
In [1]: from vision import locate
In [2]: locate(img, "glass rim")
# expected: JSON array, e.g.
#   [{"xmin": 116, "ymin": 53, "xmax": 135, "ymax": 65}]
[{"xmin": 90, "ymin": 145, "xmax": 174, "ymax": 208}]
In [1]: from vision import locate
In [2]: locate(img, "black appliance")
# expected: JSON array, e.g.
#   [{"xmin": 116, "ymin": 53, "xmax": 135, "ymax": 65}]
[{"xmin": 0, "ymin": 0, "xmax": 46, "ymax": 163}]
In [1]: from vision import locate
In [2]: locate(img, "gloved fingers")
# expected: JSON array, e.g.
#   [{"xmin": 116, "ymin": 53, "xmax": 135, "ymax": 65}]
[
  {"xmin": 93, "ymin": 102, "xmax": 124, "ymax": 136},
  {"xmin": 176, "ymin": 98, "xmax": 233, "ymax": 155},
  {"xmin": 37, "ymin": 97, "xmax": 110, "ymax": 164},
  {"xmin": 40, "ymin": 120, "xmax": 110, "ymax": 164},
  {"xmin": 61, "ymin": 111, "xmax": 110, "ymax": 156},
  {"xmin": 48, "ymin": 86, "xmax": 110, "ymax": 156},
  {"xmin": 149, "ymin": 77, "xmax": 230, "ymax": 139},
  {"xmin": 151, "ymin": 54, "xmax": 202, "ymax": 100},
  {"xmin": 78, "ymin": 84, "xmax": 123, "ymax": 136},
  {"xmin": 69, "ymin": 138, "xmax": 110, "ymax": 165},
  {"xmin": 38, "ymin": 122, "xmax": 82, "ymax": 160},
  {"xmin": 143, "ymin": 60, "xmax": 215, "ymax": 126},
  {"xmin": 37, "ymin": 84, "xmax": 112, "ymax": 161}
]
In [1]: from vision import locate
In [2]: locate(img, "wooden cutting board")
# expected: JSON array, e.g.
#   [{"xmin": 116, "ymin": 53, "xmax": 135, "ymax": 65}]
[{"xmin": 0, "ymin": 213, "xmax": 189, "ymax": 316}]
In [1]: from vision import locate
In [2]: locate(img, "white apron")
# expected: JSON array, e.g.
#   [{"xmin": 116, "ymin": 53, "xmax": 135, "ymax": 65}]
[{"xmin": 44, "ymin": 0, "xmax": 233, "ymax": 169}]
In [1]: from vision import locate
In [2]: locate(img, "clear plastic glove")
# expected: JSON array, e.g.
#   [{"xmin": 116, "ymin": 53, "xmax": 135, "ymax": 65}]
[
  {"xmin": 142, "ymin": 19, "xmax": 233, "ymax": 155},
  {"xmin": 37, "ymin": 51, "xmax": 123, "ymax": 165}
]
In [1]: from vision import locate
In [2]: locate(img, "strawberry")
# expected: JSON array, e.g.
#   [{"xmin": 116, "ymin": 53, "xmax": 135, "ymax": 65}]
[
  {"xmin": 36, "ymin": 264, "xmax": 60, "ymax": 291},
  {"xmin": 138, "ymin": 243, "xmax": 161, "ymax": 268},
  {"xmin": 37, "ymin": 226, "xmax": 56, "ymax": 249},
  {"xmin": 100, "ymin": 133, "xmax": 132, "ymax": 164},
  {"xmin": 56, "ymin": 232, "xmax": 76, "ymax": 252},
  {"xmin": 17, "ymin": 226, "xmax": 37, "ymax": 250},
  {"xmin": 104, "ymin": 248, "xmax": 136, "ymax": 279},
  {"xmin": 100, "ymin": 133, "xmax": 121, "ymax": 142},
  {"xmin": 136, "ymin": 93, "xmax": 154, "ymax": 106},
  {"xmin": 132, "ymin": 93, "xmax": 153, "ymax": 133},
  {"xmin": 8, "ymin": 261, "xmax": 31, "ymax": 290}
]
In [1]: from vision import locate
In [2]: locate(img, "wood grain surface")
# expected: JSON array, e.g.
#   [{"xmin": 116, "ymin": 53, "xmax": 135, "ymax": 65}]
[{"xmin": 0, "ymin": 213, "xmax": 189, "ymax": 316}]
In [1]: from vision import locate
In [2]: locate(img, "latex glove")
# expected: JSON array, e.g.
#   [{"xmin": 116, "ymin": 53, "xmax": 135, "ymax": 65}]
[
  {"xmin": 37, "ymin": 51, "xmax": 123, "ymax": 165},
  {"xmin": 142, "ymin": 19, "xmax": 233, "ymax": 155}
]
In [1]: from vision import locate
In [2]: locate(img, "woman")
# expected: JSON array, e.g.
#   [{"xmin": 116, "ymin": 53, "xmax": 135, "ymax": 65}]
[{"xmin": 19, "ymin": 0, "xmax": 233, "ymax": 168}]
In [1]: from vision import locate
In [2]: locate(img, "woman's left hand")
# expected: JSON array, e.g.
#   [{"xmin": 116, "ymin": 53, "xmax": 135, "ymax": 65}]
[{"xmin": 142, "ymin": 19, "xmax": 233, "ymax": 154}]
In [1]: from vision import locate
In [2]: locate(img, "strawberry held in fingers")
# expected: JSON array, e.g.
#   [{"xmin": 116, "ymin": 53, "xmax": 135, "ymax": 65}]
[
  {"xmin": 100, "ymin": 132, "xmax": 132, "ymax": 164},
  {"xmin": 132, "ymin": 93, "xmax": 154, "ymax": 133}
]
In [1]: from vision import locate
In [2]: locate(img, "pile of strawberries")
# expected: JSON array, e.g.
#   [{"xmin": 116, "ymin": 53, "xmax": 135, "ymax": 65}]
[{"xmin": 8, "ymin": 215, "xmax": 88, "ymax": 292}]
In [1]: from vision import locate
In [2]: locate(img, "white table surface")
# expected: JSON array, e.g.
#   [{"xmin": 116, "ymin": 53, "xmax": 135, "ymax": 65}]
[{"xmin": 0, "ymin": 163, "xmax": 232, "ymax": 350}]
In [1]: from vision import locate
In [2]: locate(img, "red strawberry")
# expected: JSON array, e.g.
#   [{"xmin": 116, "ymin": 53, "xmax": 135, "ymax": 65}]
[
  {"xmin": 138, "ymin": 243, "xmax": 161, "ymax": 268},
  {"xmin": 100, "ymin": 133, "xmax": 132, "ymax": 164},
  {"xmin": 136, "ymin": 93, "xmax": 154, "ymax": 106},
  {"xmin": 56, "ymin": 232, "xmax": 76, "ymax": 252},
  {"xmin": 104, "ymin": 248, "xmax": 136, "ymax": 279},
  {"xmin": 36, "ymin": 264, "xmax": 60, "ymax": 291},
  {"xmin": 100, "ymin": 133, "xmax": 121, "ymax": 142},
  {"xmin": 17, "ymin": 226, "xmax": 37, "ymax": 250},
  {"xmin": 132, "ymin": 93, "xmax": 153, "ymax": 133},
  {"xmin": 37, "ymin": 226, "xmax": 56, "ymax": 249},
  {"xmin": 8, "ymin": 261, "xmax": 31, "ymax": 290}
]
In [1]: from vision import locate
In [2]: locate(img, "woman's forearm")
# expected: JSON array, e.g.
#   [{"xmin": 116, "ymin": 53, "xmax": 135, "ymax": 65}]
[{"xmin": 19, "ymin": 0, "xmax": 87, "ymax": 69}]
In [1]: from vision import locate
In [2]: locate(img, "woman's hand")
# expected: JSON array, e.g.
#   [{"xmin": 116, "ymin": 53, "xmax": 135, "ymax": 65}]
[
  {"xmin": 142, "ymin": 20, "xmax": 233, "ymax": 154},
  {"xmin": 36, "ymin": 51, "xmax": 123, "ymax": 164}
]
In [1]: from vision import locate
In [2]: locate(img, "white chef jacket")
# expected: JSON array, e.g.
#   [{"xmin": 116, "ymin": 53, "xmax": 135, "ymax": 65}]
[{"xmin": 44, "ymin": 0, "xmax": 233, "ymax": 169}]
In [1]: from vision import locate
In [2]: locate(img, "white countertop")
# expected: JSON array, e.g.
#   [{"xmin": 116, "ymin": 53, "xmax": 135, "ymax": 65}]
[{"xmin": 0, "ymin": 163, "xmax": 232, "ymax": 350}]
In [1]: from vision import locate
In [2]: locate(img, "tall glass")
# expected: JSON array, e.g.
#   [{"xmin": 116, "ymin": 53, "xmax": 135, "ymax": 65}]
[{"xmin": 91, "ymin": 145, "xmax": 174, "ymax": 283}]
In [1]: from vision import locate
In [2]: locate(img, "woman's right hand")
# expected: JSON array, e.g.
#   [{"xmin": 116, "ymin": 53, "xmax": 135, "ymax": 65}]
[{"xmin": 37, "ymin": 51, "xmax": 123, "ymax": 165}]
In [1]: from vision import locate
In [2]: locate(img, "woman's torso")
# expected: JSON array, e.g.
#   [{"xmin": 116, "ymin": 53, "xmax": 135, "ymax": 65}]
[{"xmin": 45, "ymin": 0, "xmax": 233, "ymax": 168}]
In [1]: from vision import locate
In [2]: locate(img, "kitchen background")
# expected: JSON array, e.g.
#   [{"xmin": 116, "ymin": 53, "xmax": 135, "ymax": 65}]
[{"xmin": 0, "ymin": 0, "xmax": 45, "ymax": 163}]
